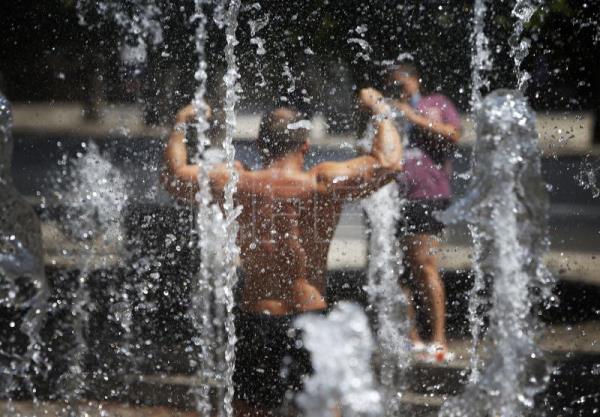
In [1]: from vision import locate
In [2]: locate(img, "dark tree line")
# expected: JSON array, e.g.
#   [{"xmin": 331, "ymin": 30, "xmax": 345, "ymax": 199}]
[{"xmin": 0, "ymin": 0, "xmax": 598, "ymax": 134}]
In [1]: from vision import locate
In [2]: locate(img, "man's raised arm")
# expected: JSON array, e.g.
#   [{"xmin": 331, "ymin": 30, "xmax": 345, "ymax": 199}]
[
  {"xmin": 313, "ymin": 88, "xmax": 403, "ymax": 199},
  {"xmin": 161, "ymin": 104, "xmax": 231, "ymax": 201},
  {"xmin": 361, "ymin": 88, "xmax": 404, "ymax": 168}
]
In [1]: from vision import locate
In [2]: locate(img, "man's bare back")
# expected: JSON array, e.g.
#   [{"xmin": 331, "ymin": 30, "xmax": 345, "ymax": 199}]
[
  {"xmin": 162, "ymin": 89, "xmax": 402, "ymax": 317},
  {"xmin": 235, "ymin": 165, "xmax": 343, "ymax": 315}
]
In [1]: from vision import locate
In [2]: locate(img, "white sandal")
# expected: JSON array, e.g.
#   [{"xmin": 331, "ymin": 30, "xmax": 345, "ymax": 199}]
[{"xmin": 423, "ymin": 343, "xmax": 455, "ymax": 363}]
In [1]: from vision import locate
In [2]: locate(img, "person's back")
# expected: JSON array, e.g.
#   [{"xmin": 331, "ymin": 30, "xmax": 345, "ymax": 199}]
[
  {"xmin": 161, "ymin": 88, "xmax": 402, "ymax": 416},
  {"xmin": 235, "ymin": 162, "xmax": 343, "ymax": 315}
]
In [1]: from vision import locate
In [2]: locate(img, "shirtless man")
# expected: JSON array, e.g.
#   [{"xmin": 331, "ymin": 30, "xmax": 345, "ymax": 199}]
[{"xmin": 161, "ymin": 88, "xmax": 402, "ymax": 417}]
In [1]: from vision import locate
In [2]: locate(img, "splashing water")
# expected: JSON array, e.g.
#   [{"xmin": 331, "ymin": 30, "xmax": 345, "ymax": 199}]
[
  {"xmin": 190, "ymin": 167, "xmax": 230, "ymax": 417},
  {"xmin": 282, "ymin": 62, "xmax": 297, "ymax": 96},
  {"xmin": 465, "ymin": 224, "xmax": 486, "ymax": 383},
  {"xmin": 77, "ymin": 2, "xmax": 244, "ymax": 415},
  {"xmin": 247, "ymin": 3, "xmax": 269, "ymax": 87},
  {"xmin": 465, "ymin": 2, "xmax": 494, "ymax": 376},
  {"xmin": 288, "ymin": 120, "xmax": 312, "ymax": 130},
  {"xmin": 187, "ymin": 1, "xmax": 216, "ymax": 416},
  {"xmin": 470, "ymin": 0, "xmax": 492, "ymax": 110},
  {"xmin": 362, "ymin": 183, "xmax": 410, "ymax": 417},
  {"xmin": 249, "ymin": 29, "xmax": 267, "ymax": 55},
  {"xmin": 191, "ymin": 2, "xmax": 211, "ymax": 150},
  {"xmin": 191, "ymin": 206, "xmax": 230, "ymax": 401},
  {"xmin": 438, "ymin": 90, "xmax": 553, "ymax": 417},
  {"xmin": 509, "ymin": 0, "xmax": 541, "ymax": 91},
  {"xmin": 213, "ymin": 1, "xmax": 226, "ymax": 29},
  {"xmin": 185, "ymin": 1, "xmax": 234, "ymax": 416},
  {"xmin": 295, "ymin": 302, "xmax": 382, "ymax": 417},
  {"xmin": 358, "ymin": 118, "xmax": 410, "ymax": 416},
  {"xmin": 348, "ymin": 25, "xmax": 372, "ymax": 63},
  {"xmin": 58, "ymin": 142, "xmax": 128, "ymax": 244},
  {"xmin": 247, "ymin": 2, "xmax": 269, "ymax": 56},
  {"xmin": 55, "ymin": 142, "xmax": 128, "ymax": 410},
  {"xmin": 76, "ymin": 0, "xmax": 163, "ymax": 67},
  {"xmin": 0, "ymin": 93, "xmax": 48, "ymax": 397},
  {"xmin": 574, "ymin": 155, "xmax": 600, "ymax": 199},
  {"xmin": 222, "ymin": 2, "xmax": 243, "ymax": 417}
]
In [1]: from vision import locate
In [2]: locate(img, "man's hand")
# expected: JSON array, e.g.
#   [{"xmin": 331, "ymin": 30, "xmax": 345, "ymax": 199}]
[
  {"xmin": 392, "ymin": 100, "xmax": 414, "ymax": 118},
  {"xmin": 391, "ymin": 99, "xmax": 461, "ymax": 143},
  {"xmin": 358, "ymin": 88, "xmax": 389, "ymax": 115},
  {"xmin": 312, "ymin": 87, "xmax": 403, "ymax": 200},
  {"xmin": 175, "ymin": 103, "xmax": 212, "ymax": 124}
]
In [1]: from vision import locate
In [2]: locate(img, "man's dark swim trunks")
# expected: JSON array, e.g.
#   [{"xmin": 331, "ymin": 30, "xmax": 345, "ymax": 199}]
[{"xmin": 234, "ymin": 308, "xmax": 325, "ymax": 409}]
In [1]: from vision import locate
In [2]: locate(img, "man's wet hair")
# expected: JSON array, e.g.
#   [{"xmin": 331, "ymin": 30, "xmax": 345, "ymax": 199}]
[{"xmin": 257, "ymin": 107, "xmax": 309, "ymax": 160}]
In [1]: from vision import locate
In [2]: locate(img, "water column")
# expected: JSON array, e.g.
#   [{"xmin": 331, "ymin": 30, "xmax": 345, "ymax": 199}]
[
  {"xmin": 185, "ymin": 2, "xmax": 242, "ymax": 417},
  {"xmin": 0, "ymin": 93, "xmax": 48, "ymax": 397},
  {"xmin": 189, "ymin": 0, "xmax": 212, "ymax": 414},
  {"xmin": 247, "ymin": 3, "xmax": 269, "ymax": 88},
  {"xmin": 362, "ymin": 184, "xmax": 410, "ymax": 417},
  {"xmin": 509, "ymin": 0, "xmax": 542, "ymax": 91},
  {"xmin": 470, "ymin": 0, "xmax": 492, "ymax": 109},
  {"xmin": 360, "ymin": 111, "xmax": 410, "ymax": 416},
  {"xmin": 466, "ymin": 0, "xmax": 493, "ymax": 382},
  {"xmin": 295, "ymin": 303, "xmax": 383, "ymax": 417},
  {"xmin": 221, "ymin": 3, "xmax": 243, "ymax": 417},
  {"xmin": 438, "ymin": 90, "xmax": 552, "ymax": 417},
  {"xmin": 186, "ymin": 1, "xmax": 228, "ymax": 416}
]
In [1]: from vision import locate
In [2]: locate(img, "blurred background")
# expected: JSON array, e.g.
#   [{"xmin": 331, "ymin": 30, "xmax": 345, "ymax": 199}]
[{"xmin": 2, "ymin": 0, "xmax": 600, "ymax": 124}]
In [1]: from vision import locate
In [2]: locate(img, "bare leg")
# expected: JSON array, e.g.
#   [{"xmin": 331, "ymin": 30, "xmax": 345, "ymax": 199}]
[
  {"xmin": 404, "ymin": 233, "xmax": 447, "ymax": 350},
  {"xmin": 401, "ymin": 285, "xmax": 422, "ymax": 345}
]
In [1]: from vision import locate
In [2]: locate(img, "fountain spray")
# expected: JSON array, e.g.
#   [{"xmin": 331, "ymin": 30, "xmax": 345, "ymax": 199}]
[
  {"xmin": 466, "ymin": 0, "xmax": 493, "ymax": 384},
  {"xmin": 76, "ymin": 0, "xmax": 163, "ymax": 68},
  {"xmin": 575, "ymin": 155, "xmax": 600, "ymax": 199},
  {"xmin": 186, "ymin": 1, "xmax": 231, "ymax": 416},
  {"xmin": 188, "ymin": 1, "xmax": 242, "ymax": 416},
  {"xmin": 221, "ymin": 3, "xmax": 242, "ymax": 417},
  {"xmin": 56, "ymin": 142, "xmax": 128, "ymax": 414},
  {"xmin": 247, "ymin": 3, "xmax": 269, "ymax": 88},
  {"xmin": 359, "ymin": 115, "xmax": 411, "ymax": 416},
  {"xmin": 509, "ymin": 0, "xmax": 542, "ymax": 91},
  {"xmin": 188, "ymin": 0, "xmax": 212, "ymax": 414},
  {"xmin": 295, "ymin": 302, "xmax": 383, "ymax": 417},
  {"xmin": 470, "ymin": 0, "xmax": 492, "ymax": 110},
  {"xmin": 0, "ymin": 92, "xmax": 49, "ymax": 400},
  {"xmin": 362, "ymin": 183, "xmax": 410, "ymax": 417},
  {"xmin": 438, "ymin": 90, "xmax": 553, "ymax": 417}
]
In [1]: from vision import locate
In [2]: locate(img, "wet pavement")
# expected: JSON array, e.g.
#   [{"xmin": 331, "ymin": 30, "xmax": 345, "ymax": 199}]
[{"xmin": 0, "ymin": 400, "xmax": 199, "ymax": 417}]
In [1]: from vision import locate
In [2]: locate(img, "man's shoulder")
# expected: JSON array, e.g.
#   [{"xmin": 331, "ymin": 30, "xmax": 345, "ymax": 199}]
[
  {"xmin": 309, "ymin": 160, "xmax": 340, "ymax": 174},
  {"xmin": 309, "ymin": 158, "xmax": 368, "ymax": 181},
  {"xmin": 239, "ymin": 166, "xmax": 319, "ymax": 193}
]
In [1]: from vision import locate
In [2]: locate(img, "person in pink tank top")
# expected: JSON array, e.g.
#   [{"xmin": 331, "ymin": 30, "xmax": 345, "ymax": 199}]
[{"xmin": 384, "ymin": 63, "xmax": 462, "ymax": 360}]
